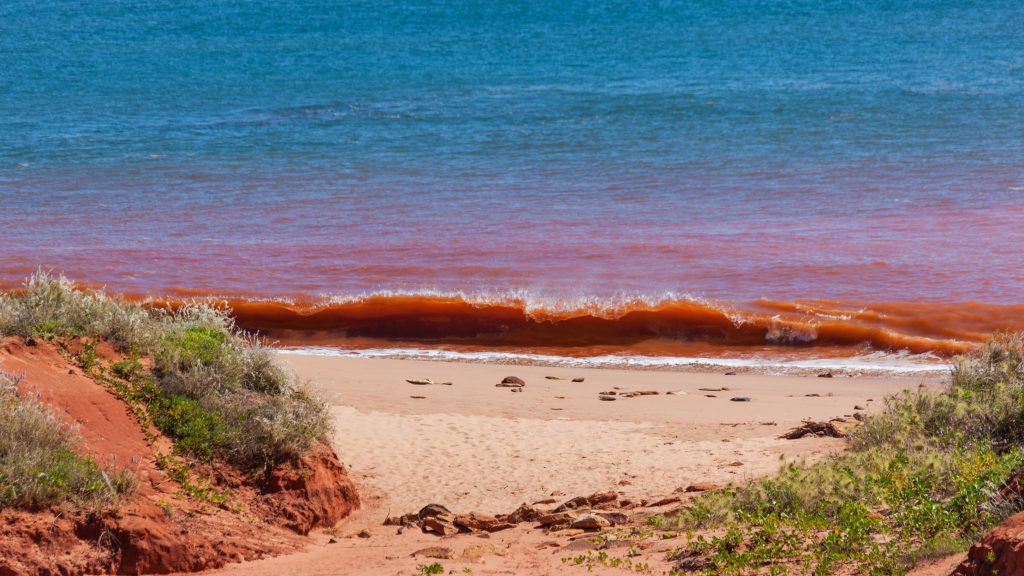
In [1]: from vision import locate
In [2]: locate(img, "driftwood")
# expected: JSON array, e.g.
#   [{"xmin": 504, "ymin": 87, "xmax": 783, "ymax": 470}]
[
  {"xmin": 406, "ymin": 379, "xmax": 452, "ymax": 386},
  {"xmin": 780, "ymin": 418, "xmax": 856, "ymax": 440}
]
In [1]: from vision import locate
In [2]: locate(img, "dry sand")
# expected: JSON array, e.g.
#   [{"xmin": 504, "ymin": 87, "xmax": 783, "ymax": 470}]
[{"xmin": 205, "ymin": 355, "xmax": 940, "ymax": 575}]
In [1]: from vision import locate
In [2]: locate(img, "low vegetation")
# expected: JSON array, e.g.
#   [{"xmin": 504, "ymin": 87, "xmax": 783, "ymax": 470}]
[
  {"xmin": 653, "ymin": 334, "xmax": 1024, "ymax": 575},
  {"xmin": 0, "ymin": 273, "xmax": 332, "ymax": 482},
  {"xmin": 0, "ymin": 370, "xmax": 133, "ymax": 510}
]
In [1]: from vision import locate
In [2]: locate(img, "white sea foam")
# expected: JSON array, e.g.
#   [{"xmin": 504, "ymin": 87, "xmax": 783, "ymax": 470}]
[{"xmin": 277, "ymin": 346, "xmax": 949, "ymax": 374}]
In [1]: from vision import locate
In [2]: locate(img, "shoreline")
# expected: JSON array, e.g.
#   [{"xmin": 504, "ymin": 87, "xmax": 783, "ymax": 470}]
[{"xmin": 278, "ymin": 345, "xmax": 950, "ymax": 380}]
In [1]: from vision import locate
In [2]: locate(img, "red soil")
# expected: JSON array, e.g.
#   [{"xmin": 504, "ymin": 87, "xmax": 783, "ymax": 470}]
[{"xmin": 0, "ymin": 337, "xmax": 359, "ymax": 576}]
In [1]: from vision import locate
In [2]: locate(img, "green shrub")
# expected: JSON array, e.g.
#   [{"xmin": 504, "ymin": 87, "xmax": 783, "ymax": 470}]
[
  {"xmin": 149, "ymin": 395, "xmax": 228, "ymax": 461},
  {"xmin": 0, "ymin": 273, "xmax": 334, "ymax": 483},
  {"xmin": 661, "ymin": 335, "xmax": 1024, "ymax": 575},
  {"xmin": 0, "ymin": 371, "xmax": 133, "ymax": 509}
]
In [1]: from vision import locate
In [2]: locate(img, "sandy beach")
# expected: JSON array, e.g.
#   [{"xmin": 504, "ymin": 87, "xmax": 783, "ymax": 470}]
[
  {"xmin": 203, "ymin": 355, "xmax": 942, "ymax": 575},
  {"xmin": 285, "ymin": 355, "xmax": 929, "ymax": 513}
]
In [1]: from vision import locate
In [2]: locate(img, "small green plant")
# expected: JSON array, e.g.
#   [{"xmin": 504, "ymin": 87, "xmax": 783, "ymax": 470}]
[
  {"xmin": 77, "ymin": 340, "xmax": 97, "ymax": 370},
  {"xmin": 111, "ymin": 357, "xmax": 144, "ymax": 381},
  {"xmin": 149, "ymin": 394, "xmax": 228, "ymax": 461},
  {"xmin": 414, "ymin": 563, "xmax": 444, "ymax": 576}
]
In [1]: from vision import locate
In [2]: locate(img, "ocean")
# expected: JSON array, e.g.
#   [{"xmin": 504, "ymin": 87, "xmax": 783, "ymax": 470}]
[{"xmin": 2, "ymin": 0, "xmax": 1023, "ymax": 366}]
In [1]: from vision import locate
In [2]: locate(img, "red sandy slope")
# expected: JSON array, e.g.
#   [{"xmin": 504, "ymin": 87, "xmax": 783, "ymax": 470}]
[{"xmin": 0, "ymin": 337, "xmax": 358, "ymax": 576}]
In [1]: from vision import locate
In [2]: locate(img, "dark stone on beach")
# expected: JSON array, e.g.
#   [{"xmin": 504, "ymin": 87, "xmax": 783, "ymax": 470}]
[
  {"xmin": 545, "ymin": 376, "xmax": 563, "ymax": 380},
  {"xmin": 705, "ymin": 394, "xmax": 717, "ymax": 398},
  {"xmin": 497, "ymin": 376, "xmax": 525, "ymax": 387},
  {"xmin": 599, "ymin": 390, "xmax": 616, "ymax": 396},
  {"xmin": 418, "ymin": 503, "xmax": 452, "ymax": 521},
  {"xmin": 724, "ymin": 371, "xmax": 736, "ymax": 375},
  {"xmin": 599, "ymin": 395, "xmax": 616, "ymax": 401},
  {"xmin": 730, "ymin": 396, "xmax": 751, "ymax": 402},
  {"xmin": 854, "ymin": 404, "xmax": 865, "ymax": 410},
  {"xmin": 818, "ymin": 371, "xmax": 834, "ymax": 378},
  {"xmin": 572, "ymin": 377, "xmax": 585, "ymax": 382}
]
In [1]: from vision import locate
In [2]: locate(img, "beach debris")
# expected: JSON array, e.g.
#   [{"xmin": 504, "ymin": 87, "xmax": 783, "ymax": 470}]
[
  {"xmin": 666, "ymin": 390, "xmax": 688, "ymax": 395},
  {"xmin": 599, "ymin": 390, "xmax": 616, "ymax": 395},
  {"xmin": 759, "ymin": 421, "xmax": 777, "ymax": 426},
  {"xmin": 649, "ymin": 496, "xmax": 682, "ymax": 507},
  {"xmin": 730, "ymin": 396, "xmax": 751, "ymax": 402},
  {"xmin": 598, "ymin": 395, "xmax": 617, "ymax": 401},
  {"xmin": 496, "ymin": 376, "xmax": 525, "ymax": 387},
  {"xmin": 704, "ymin": 394, "xmax": 717, "ymax": 398},
  {"xmin": 805, "ymin": 393, "xmax": 822, "ymax": 397},
  {"xmin": 779, "ymin": 418, "xmax": 858, "ymax": 439},
  {"xmin": 572, "ymin": 377, "xmax": 585, "ymax": 382},
  {"xmin": 411, "ymin": 546, "xmax": 454, "ymax": 560},
  {"xmin": 410, "ymin": 395, "xmax": 426, "ymax": 399},
  {"xmin": 545, "ymin": 376, "xmax": 563, "ymax": 380},
  {"xmin": 621, "ymin": 390, "xmax": 659, "ymax": 398},
  {"xmin": 555, "ymin": 395, "xmax": 566, "ymax": 399},
  {"xmin": 818, "ymin": 371, "xmax": 834, "ymax": 378},
  {"xmin": 406, "ymin": 379, "xmax": 452, "ymax": 386},
  {"xmin": 699, "ymin": 387, "xmax": 729, "ymax": 392},
  {"xmin": 724, "ymin": 371, "xmax": 737, "ymax": 375},
  {"xmin": 570, "ymin": 513, "xmax": 611, "ymax": 530},
  {"xmin": 510, "ymin": 387, "xmax": 522, "ymax": 393},
  {"xmin": 674, "ymin": 550, "xmax": 713, "ymax": 572}
]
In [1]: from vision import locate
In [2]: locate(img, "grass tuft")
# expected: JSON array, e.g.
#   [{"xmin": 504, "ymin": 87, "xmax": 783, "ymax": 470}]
[{"xmin": 0, "ymin": 370, "xmax": 133, "ymax": 510}]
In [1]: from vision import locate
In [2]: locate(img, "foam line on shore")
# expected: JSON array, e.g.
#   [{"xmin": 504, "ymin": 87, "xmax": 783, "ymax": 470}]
[{"xmin": 277, "ymin": 346, "xmax": 949, "ymax": 374}]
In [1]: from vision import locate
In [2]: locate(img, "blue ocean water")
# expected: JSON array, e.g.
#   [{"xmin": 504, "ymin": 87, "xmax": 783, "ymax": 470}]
[{"xmin": 1, "ymin": 0, "xmax": 1023, "ymax": 305}]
